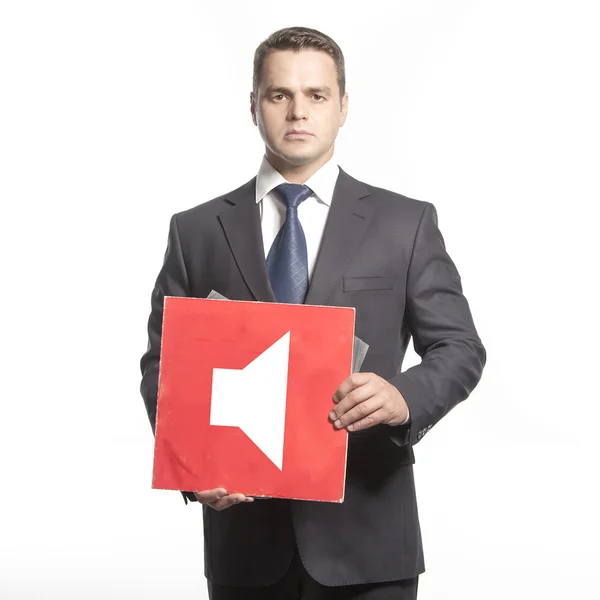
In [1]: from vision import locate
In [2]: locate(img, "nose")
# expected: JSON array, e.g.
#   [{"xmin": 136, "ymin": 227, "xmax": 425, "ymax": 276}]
[{"xmin": 288, "ymin": 96, "xmax": 308, "ymax": 121}]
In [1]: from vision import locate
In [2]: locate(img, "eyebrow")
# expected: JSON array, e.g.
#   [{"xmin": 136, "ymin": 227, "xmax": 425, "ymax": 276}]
[{"xmin": 267, "ymin": 86, "xmax": 333, "ymax": 96}]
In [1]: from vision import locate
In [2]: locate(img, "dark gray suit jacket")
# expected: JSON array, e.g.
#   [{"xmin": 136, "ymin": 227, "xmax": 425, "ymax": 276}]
[{"xmin": 140, "ymin": 168, "xmax": 486, "ymax": 587}]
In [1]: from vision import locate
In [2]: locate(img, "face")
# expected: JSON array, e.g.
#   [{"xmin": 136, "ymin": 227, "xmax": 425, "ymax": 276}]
[{"xmin": 251, "ymin": 50, "xmax": 348, "ymax": 172}]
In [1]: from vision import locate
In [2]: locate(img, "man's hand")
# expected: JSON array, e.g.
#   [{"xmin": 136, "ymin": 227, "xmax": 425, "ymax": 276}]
[
  {"xmin": 330, "ymin": 372, "xmax": 409, "ymax": 432},
  {"xmin": 193, "ymin": 488, "xmax": 254, "ymax": 511}
]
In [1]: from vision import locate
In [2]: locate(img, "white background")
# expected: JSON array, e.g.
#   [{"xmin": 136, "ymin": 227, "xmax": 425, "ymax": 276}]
[{"xmin": 1, "ymin": 1, "xmax": 599, "ymax": 598}]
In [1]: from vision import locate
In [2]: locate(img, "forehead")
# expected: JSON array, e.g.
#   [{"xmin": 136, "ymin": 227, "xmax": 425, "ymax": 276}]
[{"xmin": 260, "ymin": 50, "xmax": 338, "ymax": 90}]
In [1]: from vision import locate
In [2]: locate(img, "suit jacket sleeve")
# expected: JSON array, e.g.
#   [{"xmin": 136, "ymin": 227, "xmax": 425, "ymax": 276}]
[
  {"xmin": 388, "ymin": 202, "xmax": 486, "ymax": 446},
  {"xmin": 140, "ymin": 214, "xmax": 197, "ymax": 504}
]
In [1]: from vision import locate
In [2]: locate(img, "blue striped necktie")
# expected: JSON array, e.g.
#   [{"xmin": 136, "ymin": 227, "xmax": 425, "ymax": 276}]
[{"xmin": 266, "ymin": 183, "xmax": 313, "ymax": 304}]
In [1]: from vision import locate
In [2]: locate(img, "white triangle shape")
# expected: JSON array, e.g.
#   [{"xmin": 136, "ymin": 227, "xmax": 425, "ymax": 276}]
[{"xmin": 210, "ymin": 332, "xmax": 290, "ymax": 470}]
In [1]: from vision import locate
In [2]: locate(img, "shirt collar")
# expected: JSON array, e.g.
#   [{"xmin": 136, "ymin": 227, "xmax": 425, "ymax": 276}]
[{"xmin": 255, "ymin": 155, "xmax": 340, "ymax": 206}]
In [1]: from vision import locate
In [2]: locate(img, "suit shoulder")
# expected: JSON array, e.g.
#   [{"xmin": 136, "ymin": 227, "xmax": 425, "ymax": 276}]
[
  {"xmin": 342, "ymin": 171, "xmax": 430, "ymax": 218},
  {"xmin": 366, "ymin": 183, "xmax": 428, "ymax": 212},
  {"xmin": 173, "ymin": 177, "xmax": 256, "ymax": 223}
]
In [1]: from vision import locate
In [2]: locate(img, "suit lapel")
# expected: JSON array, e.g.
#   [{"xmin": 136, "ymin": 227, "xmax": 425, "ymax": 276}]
[
  {"xmin": 218, "ymin": 178, "xmax": 276, "ymax": 302},
  {"xmin": 305, "ymin": 169, "xmax": 374, "ymax": 306}
]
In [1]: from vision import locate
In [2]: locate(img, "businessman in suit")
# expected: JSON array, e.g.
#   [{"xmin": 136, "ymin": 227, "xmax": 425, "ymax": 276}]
[{"xmin": 140, "ymin": 26, "xmax": 486, "ymax": 599}]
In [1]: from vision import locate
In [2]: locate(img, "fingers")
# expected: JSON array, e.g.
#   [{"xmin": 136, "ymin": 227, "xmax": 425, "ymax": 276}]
[
  {"xmin": 331, "ymin": 373, "xmax": 398, "ymax": 432},
  {"xmin": 332, "ymin": 372, "xmax": 373, "ymax": 404},
  {"xmin": 330, "ymin": 384, "xmax": 376, "ymax": 426},
  {"xmin": 193, "ymin": 488, "xmax": 228, "ymax": 503},
  {"xmin": 331, "ymin": 374, "xmax": 382, "ymax": 423},
  {"xmin": 332, "ymin": 395, "xmax": 385, "ymax": 430},
  {"xmin": 207, "ymin": 493, "xmax": 254, "ymax": 511},
  {"xmin": 193, "ymin": 488, "xmax": 254, "ymax": 511},
  {"xmin": 345, "ymin": 407, "xmax": 390, "ymax": 432}
]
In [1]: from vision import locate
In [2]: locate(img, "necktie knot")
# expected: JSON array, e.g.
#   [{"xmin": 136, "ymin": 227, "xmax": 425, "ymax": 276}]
[{"xmin": 274, "ymin": 183, "xmax": 313, "ymax": 210}]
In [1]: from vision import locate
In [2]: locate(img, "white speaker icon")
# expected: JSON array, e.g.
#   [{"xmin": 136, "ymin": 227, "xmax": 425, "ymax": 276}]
[{"xmin": 209, "ymin": 331, "xmax": 290, "ymax": 470}]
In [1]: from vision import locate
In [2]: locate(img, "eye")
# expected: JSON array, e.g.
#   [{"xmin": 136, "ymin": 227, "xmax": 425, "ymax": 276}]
[
  {"xmin": 312, "ymin": 94, "xmax": 325, "ymax": 101},
  {"xmin": 272, "ymin": 94, "xmax": 286, "ymax": 101}
]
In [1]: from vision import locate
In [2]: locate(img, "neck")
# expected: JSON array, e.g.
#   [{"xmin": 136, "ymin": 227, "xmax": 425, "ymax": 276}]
[{"xmin": 265, "ymin": 147, "xmax": 334, "ymax": 183}]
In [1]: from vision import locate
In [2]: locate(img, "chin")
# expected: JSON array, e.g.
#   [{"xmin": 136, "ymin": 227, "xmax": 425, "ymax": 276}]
[{"xmin": 278, "ymin": 149, "xmax": 320, "ymax": 166}]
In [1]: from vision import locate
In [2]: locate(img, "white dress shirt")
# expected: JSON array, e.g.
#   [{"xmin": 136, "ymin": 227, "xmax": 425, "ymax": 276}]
[{"xmin": 255, "ymin": 155, "xmax": 339, "ymax": 281}]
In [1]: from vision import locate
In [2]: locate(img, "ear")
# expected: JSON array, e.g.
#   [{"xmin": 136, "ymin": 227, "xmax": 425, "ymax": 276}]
[
  {"xmin": 250, "ymin": 92, "xmax": 258, "ymax": 126},
  {"xmin": 340, "ymin": 92, "xmax": 348, "ymax": 127}
]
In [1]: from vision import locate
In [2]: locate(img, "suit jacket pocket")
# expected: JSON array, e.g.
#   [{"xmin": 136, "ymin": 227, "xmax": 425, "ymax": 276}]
[{"xmin": 343, "ymin": 276, "xmax": 394, "ymax": 292}]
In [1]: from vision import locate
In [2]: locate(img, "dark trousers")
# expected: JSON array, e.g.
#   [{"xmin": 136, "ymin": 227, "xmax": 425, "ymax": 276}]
[{"xmin": 207, "ymin": 550, "xmax": 419, "ymax": 600}]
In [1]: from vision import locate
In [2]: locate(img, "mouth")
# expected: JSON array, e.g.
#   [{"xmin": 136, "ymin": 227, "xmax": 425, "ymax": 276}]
[{"xmin": 285, "ymin": 130, "xmax": 313, "ymax": 139}]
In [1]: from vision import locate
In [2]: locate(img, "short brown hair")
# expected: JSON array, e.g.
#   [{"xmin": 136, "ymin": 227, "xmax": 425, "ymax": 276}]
[{"xmin": 253, "ymin": 27, "xmax": 346, "ymax": 98}]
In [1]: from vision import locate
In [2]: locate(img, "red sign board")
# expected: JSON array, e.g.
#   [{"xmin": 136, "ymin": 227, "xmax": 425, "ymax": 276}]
[{"xmin": 152, "ymin": 297, "xmax": 354, "ymax": 502}]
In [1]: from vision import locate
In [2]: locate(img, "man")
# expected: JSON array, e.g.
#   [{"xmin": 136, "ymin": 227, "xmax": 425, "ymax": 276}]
[{"xmin": 140, "ymin": 26, "xmax": 486, "ymax": 599}]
